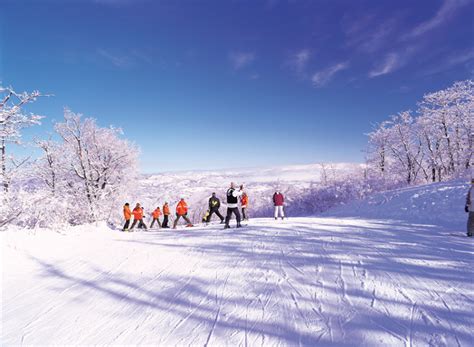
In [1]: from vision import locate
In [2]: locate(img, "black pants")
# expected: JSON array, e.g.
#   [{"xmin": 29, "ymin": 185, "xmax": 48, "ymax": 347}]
[
  {"xmin": 242, "ymin": 207, "xmax": 247, "ymax": 220},
  {"xmin": 225, "ymin": 207, "xmax": 241, "ymax": 226},
  {"xmin": 207, "ymin": 208, "xmax": 224, "ymax": 222},
  {"xmin": 130, "ymin": 219, "xmax": 147, "ymax": 230},
  {"xmin": 162, "ymin": 215, "xmax": 169, "ymax": 228},
  {"xmin": 123, "ymin": 219, "xmax": 130, "ymax": 230},
  {"xmin": 150, "ymin": 218, "xmax": 161, "ymax": 228}
]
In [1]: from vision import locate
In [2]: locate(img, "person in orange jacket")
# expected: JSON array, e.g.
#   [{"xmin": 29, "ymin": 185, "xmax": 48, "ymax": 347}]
[
  {"xmin": 173, "ymin": 198, "xmax": 193, "ymax": 229},
  {"xmin": 150, "ymin": 206, "xmax": 162, "ymax": 228},
  {"xmin": 241, "ymin": 192, "xmax": 249, "ymax": 221},
  {"xmin": 130, "ymin": 203, "xmax": 147, "ymax": 230},
  {"xmin": 123, "ymin": 203, "xmax": 132, "ymax": 231},
  {"xmin": 162, "ymin": 202, "xmax": 171, "ymax": 228}
]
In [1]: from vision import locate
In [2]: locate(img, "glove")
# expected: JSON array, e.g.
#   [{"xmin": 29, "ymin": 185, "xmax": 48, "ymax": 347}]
[{"xmin": 465, "ymin": 205, "xmax": 469, "ymax": 213}]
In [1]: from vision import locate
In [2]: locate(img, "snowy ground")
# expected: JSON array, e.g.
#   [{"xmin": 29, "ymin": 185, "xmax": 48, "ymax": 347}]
[{"xmin": 2, "ymin": 214, "xmax": 473, "ymax": 345}]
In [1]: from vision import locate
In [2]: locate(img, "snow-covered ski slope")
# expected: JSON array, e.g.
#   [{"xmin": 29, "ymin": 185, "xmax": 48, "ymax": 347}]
[{"xmin": 2, "ymin": 181, "xmax": 473, "ymax": 346}]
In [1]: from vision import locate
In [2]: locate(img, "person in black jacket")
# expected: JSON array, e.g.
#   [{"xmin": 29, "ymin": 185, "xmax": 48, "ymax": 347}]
[
  {"xmin": 224, "ymin": 182, "xmax": 243, "ymax": 229},
  {"xmin": 207, "ymin": 192, "xmax": 225, "ymax": 223}
]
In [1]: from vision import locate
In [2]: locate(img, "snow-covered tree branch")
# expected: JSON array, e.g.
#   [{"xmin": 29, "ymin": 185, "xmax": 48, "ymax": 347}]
[
  {"xmin": 0, "ymin": 85, "xmax": 45, "ymax": 193},
  {"xmin": 366, "ymin": 80, "xmax": 473, "ymax": 185}
]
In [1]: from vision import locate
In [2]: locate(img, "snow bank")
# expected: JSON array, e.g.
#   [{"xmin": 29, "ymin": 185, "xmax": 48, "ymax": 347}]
[{"xmin": 323, "ymin": 179, "xmax": 470, "ymax": 230}]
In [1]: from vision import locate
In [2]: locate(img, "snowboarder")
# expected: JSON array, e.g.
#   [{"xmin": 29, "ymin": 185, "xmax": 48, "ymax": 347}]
[
  {"xmin": 150, "ymin": 206, "xmax": 162, "ymax": 228},
  {"xmin": 224, "ymin": 182, "xmax": 243, "ymax": 229},
  {"xmin": 130, "ymin": 203, "xmax": 147, "ymax": 230},
  {"xmin": 162, "ymin": 202, "xmax": 170, "ymax": 228},
  {"xmin": 123, "ymin": 203, "xmax": 131, "ymax": 231},
  {"xmin": 241, "ymin": 192, "xmax": 249, "ymax": 221},
  {"xmin": 273, "ymin": 191, "xmax": 285, "ymax": 220},
  {"xmin": 173, "ymin": 198, "xmax": 193, "ymax": 229},
  {"xmin": 207, "ymin": 192, "xmax": 224, "ymax": 223},
  {"xmin": 465, "ymin": 178, "xmax": 474, "ymax": 237}
]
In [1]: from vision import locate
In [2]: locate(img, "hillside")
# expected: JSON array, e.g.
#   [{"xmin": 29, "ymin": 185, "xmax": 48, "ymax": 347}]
[
  {"xmin": 2, "ymin": 180, "xmax": 472, "ymax": 345},
  {"xmin": 133, "ymin": 162, "xmax": 363, "ymax": 222},
  {"xmin": 324, "ymin": 179, "xmax": 470, "ymax": 230}
]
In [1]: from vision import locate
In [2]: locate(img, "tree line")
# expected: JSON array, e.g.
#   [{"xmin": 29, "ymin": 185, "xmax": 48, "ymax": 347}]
[
  {"xmin": 1, "ymin": 80, "xmax": 472, "ymax": 228},
  {"xmin": 367, "ymin": 80, "xmax": 473, "ymax": 186},
  {"xmin": 0, "ymin": 86, "xmax": 138, "ymax": 227}
]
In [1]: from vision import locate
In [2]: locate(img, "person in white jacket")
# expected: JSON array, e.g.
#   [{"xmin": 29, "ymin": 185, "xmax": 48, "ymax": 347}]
[
  {"xmin": 465, "ymin": 178, "xmax": 474, "ymax": 237},
  {"xmin": 224, "ymin": 182, "xmax": 243, "ymax": 229}
]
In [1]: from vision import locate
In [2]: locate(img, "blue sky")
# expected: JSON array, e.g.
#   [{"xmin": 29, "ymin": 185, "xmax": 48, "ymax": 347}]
[{"xmin": 1, "ymin": 0, "xmax": 473, "ymax": 173}]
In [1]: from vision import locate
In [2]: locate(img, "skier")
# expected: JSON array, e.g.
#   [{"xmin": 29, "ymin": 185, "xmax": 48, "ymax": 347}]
[
  {"xmin": 150, "ymin": 206, "xmax": 162, "ymax": 228},
  {"xmin": 224, "ymin": 182, "xmax": 243, "ymax": 229},
  {"xmin": 465, "ymin": 178, "xmax": 474, "ymax": 237},
  {"xmin": 207, "ymin": 192, "xmax": 224, "ymax": 223},
  {"xmin": 139, "ymin": 206, "xmax": 147, "ymax": 229},
  {"xmin": 130, "ymin": 203, "xmax": 147, "ymax": 230},
  {"xmin": 173, "ymin": 198, "xmax": 193, "ymax": 229},
  {"xmin": 123, "ymin": 203, "xmax": 131, "ymax": 231},
  {"xmin": 162, "ymin": 202, "xmax": 170, "ymax": 228},
  {"xmin": 241, "ymin": 192, "xmax": 249, "ymax": 221},
  {"xmin": 273, "ymin": 191, "xmax": 285, "ymax": 220}
]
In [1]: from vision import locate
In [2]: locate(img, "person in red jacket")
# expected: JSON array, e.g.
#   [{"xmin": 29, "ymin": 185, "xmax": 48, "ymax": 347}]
[
  {"xmin": 273, "ymin": 191, "xmax": 285, "ymax": 220},
  {"xmin": 241, "ymin": 192, "xmax": 249, "ymax": 221},
  {"xmin": 150, "ymin": 206, "xmax": 162, "ymax": 228},
  {"xmin": 130, "ymin": 203, "xmax": 147, "ymax": 230},
  {"xmin": 162, "ymin": 202, "xmax": 171, "ymax": 228},
  {"xmin": 173, "ymin": 198, "xmax": 193, "ymax": 229},
  {"xmin": 122, "ymin": 203, "xmax": 132, "ymax": 231}
]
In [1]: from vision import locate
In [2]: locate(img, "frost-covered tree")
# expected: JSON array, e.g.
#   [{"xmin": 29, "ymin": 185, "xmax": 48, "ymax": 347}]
[
  {"xmin": 366, "ymin": 80, "xmax": 473, "ymax": 185},
  {"xmin": 385, "ymin": 111, "xmax": 424, "ymax": 185},
  {"xmin": 418, "ymin": 80, "xmax": 473, "ymax": 175},
  {"xmin": 367, "ymin": 121, "xmax": 391, "ymax": 177},
  {"xmin": 0, "ymin": 86, "xmax": 44, "ymax": 193},
  {"xmin": 35, "ymin": 137, "xmax": 64, "ymax": 196},
  {"xmin": 54, "ymin": 108, "xmax": 139, "ymax": 222}
]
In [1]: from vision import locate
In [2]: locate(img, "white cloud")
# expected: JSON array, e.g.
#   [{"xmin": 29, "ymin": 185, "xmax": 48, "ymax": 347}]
[
  {"xmin": 311, "ymin": 62, "xmax": 349, "ymax": 87},
  {"xmin": 97, "ymin": 49, "xmax": 132, "ymax": 68},
  {"xmin": 249, "ymin": 73, "xmax": 260, "ymax": 80},
  {"xmin": 288, "ymin": 49, "xmax": 311, "ymax": 73},
  {"xmin": 342, "ymin": 13, "xmax": 398, "ymax": 54},
  {"xmin": 369, "ymin": 53, "xmax": 399, "ymax": 78},
  {"xmin": 229, "ymin": 51, "xmax": 256, "ymax": 70},
  {"xmin": 422, "ymin": 49, "xmax": 474, "ymax": 76},
  {"xmin": 97, "ymin": 48, "xmax": 152, "ymax": 68},
  {"xmin": 407, "ymin": 0, "xmax": 470, "ymax": 38}
]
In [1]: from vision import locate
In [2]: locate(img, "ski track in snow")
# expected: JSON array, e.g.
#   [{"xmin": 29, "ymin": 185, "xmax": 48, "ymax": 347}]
[{"xmin": 1, "ymin": 217, "xmax": 473, "ymax": 346}]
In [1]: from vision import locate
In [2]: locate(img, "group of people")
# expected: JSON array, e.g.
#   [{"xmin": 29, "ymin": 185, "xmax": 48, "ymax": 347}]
[
  {"xmin": 121, "ymin": 182, "xmax": 287, "ymax": 231},
  {"xmin": 122, "ymin": 199, "xmax": 192, "ymax": 231},
  {"xmin": 122, "ymin": 178, "xmax": 474, "ymax": 236}
]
